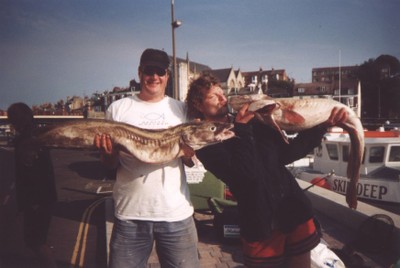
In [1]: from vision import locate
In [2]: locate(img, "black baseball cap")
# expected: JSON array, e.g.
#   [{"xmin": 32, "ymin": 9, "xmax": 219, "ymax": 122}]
[{"xmin": 139, "ymin": 48, "xmax": 170, "ymax": 69}]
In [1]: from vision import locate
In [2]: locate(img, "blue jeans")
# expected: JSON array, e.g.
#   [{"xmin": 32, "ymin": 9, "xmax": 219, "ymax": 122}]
[{"xmin": 109, "ymin": 216, "xmax": 200, "ymax": 268}]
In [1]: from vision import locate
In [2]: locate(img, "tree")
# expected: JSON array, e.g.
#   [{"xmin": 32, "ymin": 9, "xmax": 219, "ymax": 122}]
[
  {"xmin": 54, "ymin": 99, "xmax": 65, "ymax": 115},
  {"xmin": 266, "ymin": 80, "xmax": 294, "ymax": 97},
  {"xmin": 356, "ymin": 55, "xmax": 400, "ymax": 118}
]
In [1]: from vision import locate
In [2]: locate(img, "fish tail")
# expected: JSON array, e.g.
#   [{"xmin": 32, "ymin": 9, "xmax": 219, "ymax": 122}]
[{"xmin": 343, "ymin": 117, "xmax": 365, "ymax": 209}]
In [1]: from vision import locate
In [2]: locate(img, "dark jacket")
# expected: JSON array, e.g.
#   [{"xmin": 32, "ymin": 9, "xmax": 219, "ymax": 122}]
[
  {"xmin": 196, "ymin": 121, "xmax": 327, "ymax": 242},
  {"xmin": 14, "ymin": 130, "xmax": 57, "ymax": 211}
]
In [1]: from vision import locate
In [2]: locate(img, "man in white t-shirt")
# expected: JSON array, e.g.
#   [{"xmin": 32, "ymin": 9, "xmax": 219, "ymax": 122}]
[{"xmin": 95, "ymin": 48, "xmax": 200, "ymax": 268}]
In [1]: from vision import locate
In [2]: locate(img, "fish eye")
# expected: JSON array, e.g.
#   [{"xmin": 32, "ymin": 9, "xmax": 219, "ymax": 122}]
[{"xmin": 210, "ymin": 126, "xmax": 217, "ymax": 132}]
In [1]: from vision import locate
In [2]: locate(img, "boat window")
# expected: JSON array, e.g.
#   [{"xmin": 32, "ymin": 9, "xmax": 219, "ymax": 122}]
[
  {"xmin": 342, "ymin": 145, "xmax": 349, "ymax": 162},
  {"xmin": 388, "ymin": 146, "xmax": 400, "ymax": 162},
  {"xmin": 326, "ymin": 144, "xmax": 339, "ymax": 160},
  {"xmin": 342, "ymin": 145, "xmax": 366, "ymax": 164},
  {"xmin": 369, "ymin": 146, "xmax": 384, "ymax": 163}
]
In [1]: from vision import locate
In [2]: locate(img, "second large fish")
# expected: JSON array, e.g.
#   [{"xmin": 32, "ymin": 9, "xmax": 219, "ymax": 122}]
[
  {"xmin": 229, "ymin": 94, "xmax": 364, "ymax": 209},
  {"xmin": 34, "ymin": 119, "xmax": 234, "ymax": 164}
]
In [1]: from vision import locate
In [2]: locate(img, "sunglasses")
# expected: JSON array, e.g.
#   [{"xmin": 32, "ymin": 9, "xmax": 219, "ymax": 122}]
[{"xmin": 142, "ymin": 66, "xmax": 167, "ymax": 76}]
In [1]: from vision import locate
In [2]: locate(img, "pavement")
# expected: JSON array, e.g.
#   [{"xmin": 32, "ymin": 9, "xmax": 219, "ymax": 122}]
[{"xmin": 1, "ymin": 147, "xmax": 399, "ymax": 267}]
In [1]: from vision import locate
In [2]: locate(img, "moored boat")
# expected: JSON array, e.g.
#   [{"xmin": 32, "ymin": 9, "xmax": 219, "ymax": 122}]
[{"xmin": 290, "ymin": 128, "xmax": 400, "ymax": 204}]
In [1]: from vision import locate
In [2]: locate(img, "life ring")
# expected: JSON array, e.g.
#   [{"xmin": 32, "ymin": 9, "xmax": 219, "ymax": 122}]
[{"xmin": 310, "ymin": 177, "xmax": 331, "ymax": 190}]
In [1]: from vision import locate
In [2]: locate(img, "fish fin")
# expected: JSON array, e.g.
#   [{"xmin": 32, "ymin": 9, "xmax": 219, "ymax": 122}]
[
  {"xmin": 182, "ymin": 156, "xmax": 195, "ymax": 167},
  {"xmin": 254, "ymin": 103, "xmax": 277, "ymax": 125},
  {"xmin": 281, "ymin": 110, "xmax": 306, "ymax": 125},
  {"xmin": 256, "ymin": 102, "xmax": 305, "ymax": 125},
  {"xmin": 254, "ymin": 113, "xmax": 290, "ymax": 144},
  {"xmin": 179, "ymin": 142, "xmax": 195, "ymax": 167},
  {"xmin": 255, "ymin": 103, "xmax": 276, "ymax": 115},
  {"xmin": 255, "ymin": 104, "xmax": 290, "ymax": 144}
]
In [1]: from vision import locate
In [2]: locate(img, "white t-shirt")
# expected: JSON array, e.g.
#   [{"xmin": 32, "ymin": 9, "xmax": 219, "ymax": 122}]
[{"xmin": 106, "ymin": 95, "xmax": 194, "ymax": 221}]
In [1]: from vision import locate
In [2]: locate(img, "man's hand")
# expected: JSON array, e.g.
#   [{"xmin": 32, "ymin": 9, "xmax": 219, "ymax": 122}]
[
  {"xmin": 324, "ymin": 107, "xmax": 348, "ymax": 128},
  {"xmin": 235, "ymin": 103, "xmax": 255, "ymax": 124},
  {"xmin": 94, "ymin": 134, "xmax": 119, "ymax": 168},
  {"xmin": 94, "ymin": 134, "xmax": 113, "ymax": 154}
]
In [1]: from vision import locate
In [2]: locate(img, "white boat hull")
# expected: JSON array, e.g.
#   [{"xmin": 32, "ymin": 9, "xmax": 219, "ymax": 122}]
[{"xmin": 293, "ymin": 168, "xmax": 400, "ymax": 204}]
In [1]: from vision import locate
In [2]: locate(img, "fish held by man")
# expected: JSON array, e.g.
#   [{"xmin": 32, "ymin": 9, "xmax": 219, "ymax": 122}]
[
  {"xmin": 33, "ymin": 119, "xmax": 235, "ymax": 164},
  {"xmin": 229, "ymin": 94, "xmax": 364, "ymax": 209}
]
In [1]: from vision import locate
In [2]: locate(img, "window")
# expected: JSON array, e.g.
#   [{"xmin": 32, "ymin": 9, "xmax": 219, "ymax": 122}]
[
  {"xmin": 346, "ymin": 97, "xmax": 354, "ymax": 107},
  {"xmin": 389, "ymin": 146, "xmax": 400, "ymax": 162},
  {"xmin": 369, "ymin": 146, "xmax": 385, "ymax": 163},
  {"xmin": 342, "ymin": 145, "xmax": 349, "ymax": 162},
  {"xmin": 298, "ymin": 88, "xmax": 305, "ymax": 93},
  {"xmin": 326, "ymin": 144, "xmax": 339, "ymax": 160},
  {"xmin": 261, "ymin": 75, "xmax": 268, "ymax": 83},
  {"xmin": 342, "ymin": 145, "xmax": 366, "ymax": 164}
]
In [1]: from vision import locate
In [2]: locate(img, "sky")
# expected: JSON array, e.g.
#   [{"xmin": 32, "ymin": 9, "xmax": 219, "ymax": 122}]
[{"xmin": 1, "ymin": 0, "xmax": 399, "ymax": 110}]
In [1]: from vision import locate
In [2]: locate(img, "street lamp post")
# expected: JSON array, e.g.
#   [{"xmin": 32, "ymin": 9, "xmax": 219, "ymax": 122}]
[{"xmin": 171, "ymin": 0, "xmax": 181, "ymax": 100}]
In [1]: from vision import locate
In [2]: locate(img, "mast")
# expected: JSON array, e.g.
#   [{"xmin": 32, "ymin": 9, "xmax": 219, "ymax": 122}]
[
  {"xmin": 339, "ymin": 49, "xmax": 341, "ymax": 104},
  {"xmin": 357, "ymin": 80, "xmax": 361, "ymax": 117}
]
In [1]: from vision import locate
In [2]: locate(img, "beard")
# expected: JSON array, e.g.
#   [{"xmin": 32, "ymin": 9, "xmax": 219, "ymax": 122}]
[{"xmin": 206, "ymin": 105, "xmax": 229, "ymax": 121}]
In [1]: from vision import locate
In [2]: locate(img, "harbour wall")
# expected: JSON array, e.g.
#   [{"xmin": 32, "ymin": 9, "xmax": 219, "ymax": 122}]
[{"xmin": 297, "ymin": 179, "xmax": 400, "ymax": 255}]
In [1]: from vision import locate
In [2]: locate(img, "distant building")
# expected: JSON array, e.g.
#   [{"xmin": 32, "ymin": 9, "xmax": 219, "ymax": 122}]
[
  {"xmin": 172, "ymin": 55, "xmax": 212, "ymax": 102},
  {"xmin": 298, "ymin": 65, "xmax": 360, "ymax": 97},
  {"xmin": 170, "ymin": 55, "xmax": 247, "ymax": 100},
  {"xmin": 294, "ymin": 65, "xmax": 361, "ymax": 116},
  {"xmin": 241, "ymin": 68, "xmax": 288, "ymax": 94},
  {"xmin": 204, "ymin": 67, "xmax": 245, "ymax": 95},
  {"xmin": 294, "ymin": 82, "xmax": 334, "ymax": 96},
  {"xmin": 312, "ymin": 66, "xmax": 358, "ymax": 83},
  {"xmin": 66, "ymin": 96, "xmax": 85, "ymax": 114},
  {"xmin": 129, "ymin": 79, "xmax": 141, "ymax": 92}
]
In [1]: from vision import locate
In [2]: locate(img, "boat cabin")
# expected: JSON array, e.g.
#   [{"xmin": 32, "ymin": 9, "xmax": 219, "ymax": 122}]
[{"xmin": 312, "ymin": 130, "xmax": 400, "ymax": 180}]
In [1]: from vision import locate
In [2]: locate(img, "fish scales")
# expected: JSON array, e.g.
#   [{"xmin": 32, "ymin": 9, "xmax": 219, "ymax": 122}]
[
  {"xmin": 229, "ymin": 94, "xmax": 364, "ymax": 209},
  {"xmin": 272, "ymin": 98, "xmax": 351, "ymax": 131},
  {"xmin": 34, "ymin": 119, "xmax": 234, "ymax": 164}
]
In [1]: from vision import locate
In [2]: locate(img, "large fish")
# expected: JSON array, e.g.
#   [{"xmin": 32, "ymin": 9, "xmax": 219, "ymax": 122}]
[
  {"xmin": 229, "ymin": 94, "xmax": 364, "ymax": 209},
  {"xmin": 33, "ymin": 119, "xmax": 235, "ymax": 164}
]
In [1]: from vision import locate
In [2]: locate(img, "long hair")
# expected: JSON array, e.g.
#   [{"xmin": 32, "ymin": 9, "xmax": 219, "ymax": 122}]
[{"xmin": 186, "ymin": 73, "xmax": 220, "ymax": 120}]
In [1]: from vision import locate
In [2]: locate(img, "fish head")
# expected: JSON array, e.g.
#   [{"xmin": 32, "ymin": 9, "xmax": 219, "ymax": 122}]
[
  {"xmin": 228, "ymin": 94, "xmax": 270, "ymax": 112},
  {"xmin": 182, "ymin": 121, "xmax": 235, "ymax": 150}
]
